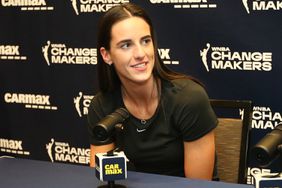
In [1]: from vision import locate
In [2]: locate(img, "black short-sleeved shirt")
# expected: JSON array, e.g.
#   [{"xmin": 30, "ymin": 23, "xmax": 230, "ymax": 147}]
[{"xmin": 88, "ymin": 78, "xmax": 218, "ymax": 177}]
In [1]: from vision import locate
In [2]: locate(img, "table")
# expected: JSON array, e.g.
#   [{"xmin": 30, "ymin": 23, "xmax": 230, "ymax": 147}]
[{"xmin": 0, "ymin": 157, "xmax": 254, "ymax": 188}]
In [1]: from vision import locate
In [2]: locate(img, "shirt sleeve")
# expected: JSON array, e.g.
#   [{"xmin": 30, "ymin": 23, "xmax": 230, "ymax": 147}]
[
  {"xmin": 173, "ymin": 81, "xmax": 218, "ymax": 141},
  {"xmin": 87, "ymin": 93, "xmax": 115, "ymax": 145}
]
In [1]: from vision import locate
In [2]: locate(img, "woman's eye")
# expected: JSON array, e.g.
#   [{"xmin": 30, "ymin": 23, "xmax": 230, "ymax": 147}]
[
  {"xmin": 120, "ymin": 43, "xmax": 131, "ymax": 49},
  {"xmin": 142, "ymin": 38, "xmax": 152, "ymax": 45}
]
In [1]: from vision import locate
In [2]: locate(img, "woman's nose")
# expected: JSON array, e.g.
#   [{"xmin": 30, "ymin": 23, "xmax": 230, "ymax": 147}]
[{"xmin": 133, "ymin": 44, "xmax": 145, "ymax": 59}]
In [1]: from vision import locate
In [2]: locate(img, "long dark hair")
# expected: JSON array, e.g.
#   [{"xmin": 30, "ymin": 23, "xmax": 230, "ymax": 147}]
[{"xmin": 97, "ymin": 3, "xmax": 195, "ymax": 93}]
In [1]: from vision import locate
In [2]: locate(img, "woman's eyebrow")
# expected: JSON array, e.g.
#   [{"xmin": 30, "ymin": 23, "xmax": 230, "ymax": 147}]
[{"xmin": 116, "ymin": 39, "xmax": 131, "ymax": 46}]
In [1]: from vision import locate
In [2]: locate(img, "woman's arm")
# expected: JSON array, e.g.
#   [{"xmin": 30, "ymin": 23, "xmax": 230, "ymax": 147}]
[
  {"xmin": 89, "ymin": 143, "xmax": 115, "ymax": 167},
  {"xmin": 183, "ymin": 130, "xmax": 215, "ymax": 180}
]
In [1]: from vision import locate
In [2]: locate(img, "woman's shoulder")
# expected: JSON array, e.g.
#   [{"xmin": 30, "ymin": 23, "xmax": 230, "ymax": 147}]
[
  {"xmin": 162, "ymin": 78, "xmax": 209, "ymax": 106},
  {"xmin": 164, "ymin": 78, "xmax": 205, "ymax": 95},
  {"xmin": 90, "ymin": 91, "xmax": 109, "ymax": 106},
  {"xmin": 93, "ymin": 88, "xmax": 121, "ymax": 101},
  {"xmin": 89, "ymin": 90, "xmax": 122, "ymax": 115}
]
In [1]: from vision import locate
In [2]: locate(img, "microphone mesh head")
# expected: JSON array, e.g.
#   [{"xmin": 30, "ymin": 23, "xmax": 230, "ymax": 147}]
[
  {"xmin": 93, "ymin": 126, "xmax": 108, "ymax": 141},
  {"xmin": 93, "ymin": 108, "xmax": 129, "ymax": 142}
]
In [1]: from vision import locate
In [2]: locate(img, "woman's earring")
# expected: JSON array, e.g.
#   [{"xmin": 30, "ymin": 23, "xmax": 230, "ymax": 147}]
[{"xmin": 107, "ymin": 61, "xmax": 112, "ymax": 66}]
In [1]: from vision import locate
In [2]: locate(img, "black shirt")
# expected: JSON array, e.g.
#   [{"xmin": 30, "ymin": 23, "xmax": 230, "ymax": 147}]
[{"xmin": 88, "ymin": 78, "xmax": 218, "ymax": 177}]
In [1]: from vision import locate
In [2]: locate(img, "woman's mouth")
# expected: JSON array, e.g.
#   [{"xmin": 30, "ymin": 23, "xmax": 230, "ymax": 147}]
[{"xmin": 131, "ymin": 63, "xmax": 146, "ymax": 68}]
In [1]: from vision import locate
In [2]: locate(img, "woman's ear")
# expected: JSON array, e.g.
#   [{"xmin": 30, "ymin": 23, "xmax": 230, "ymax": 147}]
[{"xmin": 100, "ymin": 47, "xmax": 112, "ymax": 65}]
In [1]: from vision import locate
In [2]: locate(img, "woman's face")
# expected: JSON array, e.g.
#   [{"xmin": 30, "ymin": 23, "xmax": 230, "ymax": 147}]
[{"xmin": 101, "ymin": 16, "xmax": 155, "ymax": 85}]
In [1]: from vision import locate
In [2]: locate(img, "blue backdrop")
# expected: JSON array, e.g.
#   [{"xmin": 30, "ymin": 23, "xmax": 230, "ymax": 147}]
[{"xmin": 0, "ymin": 0, "xmax": 281, "ymax": 185}]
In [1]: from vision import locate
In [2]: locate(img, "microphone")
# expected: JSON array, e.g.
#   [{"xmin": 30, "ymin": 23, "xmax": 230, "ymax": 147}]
[
  {"xmin": 93, "ymin": 108, "xmax": 129, "ymax": 142},
  {"xmin": 252, "ymin": 123, "xmax": 282, "ymax": 167}
]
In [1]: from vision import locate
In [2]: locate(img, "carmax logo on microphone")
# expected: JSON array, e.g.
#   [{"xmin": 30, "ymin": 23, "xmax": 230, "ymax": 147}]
[{"xmin": 105, "ymin": 164, "xmax": 123, "ymax": 175}]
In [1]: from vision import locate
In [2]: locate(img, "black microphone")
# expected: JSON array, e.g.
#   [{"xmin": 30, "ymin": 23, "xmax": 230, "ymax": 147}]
[
  {"xmin": 93, "ymin": 108, "xmax": 129, "ymax": 142},
  {"xmin": 252, "ymin": 123, "xmax": 282, "ymax": 167}
]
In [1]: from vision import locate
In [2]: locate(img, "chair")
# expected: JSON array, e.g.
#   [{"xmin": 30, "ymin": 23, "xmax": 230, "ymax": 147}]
[{"xmin": 210, "ymin": 99, "xmax": 252, "ymax": 184}]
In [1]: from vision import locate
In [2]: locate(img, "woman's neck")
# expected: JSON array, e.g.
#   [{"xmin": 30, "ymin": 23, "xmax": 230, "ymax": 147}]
[{"xmin": 121, "ymin": 77, "xmax": 160, "ymax": 120}]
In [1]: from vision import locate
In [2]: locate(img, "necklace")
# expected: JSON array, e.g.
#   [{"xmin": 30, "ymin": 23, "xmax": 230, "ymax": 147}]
[{"xmin": 140, "ymin": 119, "xmax": 147, "ymax": 125}]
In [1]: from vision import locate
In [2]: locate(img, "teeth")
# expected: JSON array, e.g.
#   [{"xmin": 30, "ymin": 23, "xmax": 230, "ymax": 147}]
[{"xmin": 133, "ymin": 63, "xmax": 145, "ymax": 68}]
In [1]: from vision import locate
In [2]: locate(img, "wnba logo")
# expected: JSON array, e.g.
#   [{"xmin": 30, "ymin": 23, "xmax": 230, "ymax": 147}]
[
  {"xmin": 42, "ymin": 41, "xmax": 97, "ymax": 66},
  {"xmin": 74, "ymin": 92, "xmax": 94, "ymax": 117},
  {"xmin": 200, "ymin": 43, "xmax": 272, "ymax": 72},
  {"xmin": 46, "ymin": 138, "xmax": 55, "ymax": 162},
  {"xmin": 252, "ymin": 106, "xmax": 282, "ymax": 130},
  {"xmin": 42, "ymin": 41, "xmax": 51, "ymax": 66},
  {"xmin": 46, "ymin": 138, "xmax": 90, "ymax": 164},
  {"xmin": 70, "ymin": 0, "xmax": 79, "ymax": 15}
]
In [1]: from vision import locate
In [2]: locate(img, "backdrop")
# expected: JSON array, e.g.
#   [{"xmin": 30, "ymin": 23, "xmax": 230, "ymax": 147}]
[{"xmin": 0, "ymin": 0, "xmax": 281, "ymax": 185}]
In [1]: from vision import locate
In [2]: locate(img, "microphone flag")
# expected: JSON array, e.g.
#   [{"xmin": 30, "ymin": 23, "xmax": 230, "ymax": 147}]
[{"xmin": 95, "ymin": 152, "xmax": 127, "ymax": 182}]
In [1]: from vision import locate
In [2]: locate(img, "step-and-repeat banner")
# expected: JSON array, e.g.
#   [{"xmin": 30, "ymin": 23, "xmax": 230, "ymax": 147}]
[{"xmin": 0, "ymin": 0, "xmax": 281, "ymax": 184}]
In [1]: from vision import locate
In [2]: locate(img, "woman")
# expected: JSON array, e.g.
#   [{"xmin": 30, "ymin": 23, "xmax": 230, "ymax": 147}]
[{"xmin": 88, "ymin": 3, "xmax": 218, "ymax": 180}]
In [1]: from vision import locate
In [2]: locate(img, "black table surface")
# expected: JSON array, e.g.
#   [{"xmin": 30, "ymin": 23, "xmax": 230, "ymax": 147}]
[{"xmin": 0, "ymin": 157, "xmax": 254, "ymax": 188}]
